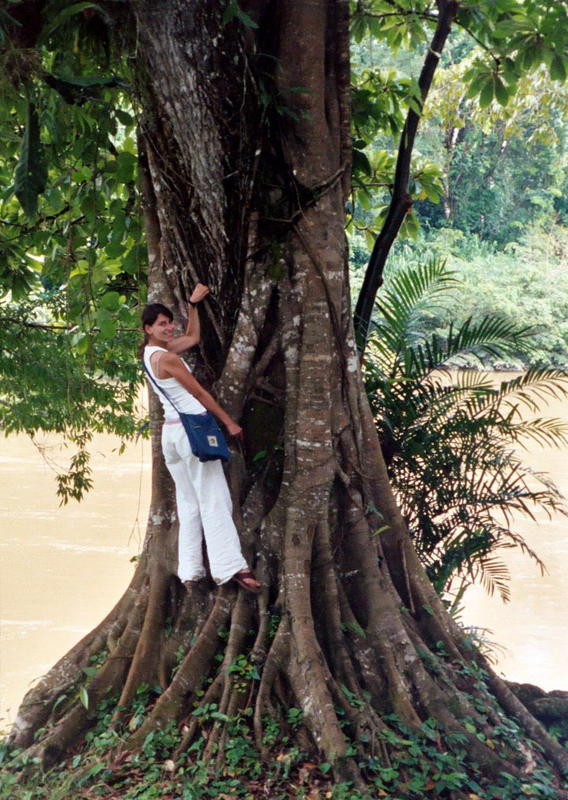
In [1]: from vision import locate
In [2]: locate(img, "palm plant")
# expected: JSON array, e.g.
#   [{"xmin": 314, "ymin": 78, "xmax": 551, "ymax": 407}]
[{"xmin": 364, "ymin": 257, "xmax": 568, "ymax": 608}]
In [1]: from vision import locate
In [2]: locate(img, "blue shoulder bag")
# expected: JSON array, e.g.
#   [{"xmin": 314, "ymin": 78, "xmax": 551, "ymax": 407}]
[{"xmin": 143, "ymin": 361, "xmax": 230, "ymax": 463}]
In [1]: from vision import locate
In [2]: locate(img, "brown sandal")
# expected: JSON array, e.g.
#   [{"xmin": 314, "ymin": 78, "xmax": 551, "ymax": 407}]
[{"xmin": 232, "ymin": 569, "xmax": 262, "ymax": 594}]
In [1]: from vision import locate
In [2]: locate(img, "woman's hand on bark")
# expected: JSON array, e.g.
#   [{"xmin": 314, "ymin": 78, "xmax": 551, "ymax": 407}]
[
  {"xmin": 226, "ymin": 420, "xmax": 243, "ymax": 438},
  {"xmin": 189, "ymin": 283, "xmax": 210, "ymax": 305}
]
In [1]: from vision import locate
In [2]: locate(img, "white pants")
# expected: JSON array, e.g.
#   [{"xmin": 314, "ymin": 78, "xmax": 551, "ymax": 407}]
[{"xmin": 161, "ymin": 422, "xmax": 247, "ymax": 584}]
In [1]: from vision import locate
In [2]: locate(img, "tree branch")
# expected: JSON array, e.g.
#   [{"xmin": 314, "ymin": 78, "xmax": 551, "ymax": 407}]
[
  {"xmin": 353, "ymin": 0, "xmax": 459, "ymax": 351},
  {"xmin": 0, "ymin": 316, "xmax": 70, "ymax": 331},
  {"xmin": 359, "ymin": 5, "xmax": 501, "ymax": 62},
  {"xmin": 0, "ymin": 316, "xmax": 139, "ymax": 334}
]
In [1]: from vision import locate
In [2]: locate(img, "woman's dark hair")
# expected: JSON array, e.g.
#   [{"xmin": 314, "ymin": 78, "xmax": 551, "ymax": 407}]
[{"xmin": 138, "ymin": 303, "xmax": 174, "ymax": 357}]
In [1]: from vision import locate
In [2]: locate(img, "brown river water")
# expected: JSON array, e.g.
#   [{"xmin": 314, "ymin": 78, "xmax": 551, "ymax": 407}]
[{"xmin": 1, "ymin": 388, "xmax": 567, "ymax": 728}]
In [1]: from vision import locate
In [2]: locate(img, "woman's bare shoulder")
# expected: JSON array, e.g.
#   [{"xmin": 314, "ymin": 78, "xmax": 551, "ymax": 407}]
[{"xmin": 161, "ymin": 350, "xmax": 181, "ymax": 365}]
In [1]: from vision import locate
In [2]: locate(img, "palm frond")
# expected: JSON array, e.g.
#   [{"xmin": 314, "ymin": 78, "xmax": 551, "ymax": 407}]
[
  {"xmin": 406, "ymin": 316, "xmax": 537, "ymax": 381},
  {"xmin": 367, "ymin": 259, "xmax": 567, "ymax": 606},
  {"xmin": 504, "ymin": 417, "xmax": 568, "ymax": 448},
  {"xmin": 471, "ymin": 554, "xmax": 512, "ymax": 603},
  {"xmin": 372, "ymin": 257, "xmax": 458, "ymax": 354},
  {"xmin": 446, "ymin": 316, "xmax": 535, "ymax": 360},
  {"xmin": 465, "ymin": 368, "xmax": 568, "ymax": 418},
  {"xmin": 380, "ymin": 256, "xmax": 458, "ymax": 320}
]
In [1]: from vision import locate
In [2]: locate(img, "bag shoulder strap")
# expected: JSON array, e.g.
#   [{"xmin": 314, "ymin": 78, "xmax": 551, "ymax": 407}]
[{"xmin": 142, "ymin": 359, "xmax": 181, "ymax": 415}]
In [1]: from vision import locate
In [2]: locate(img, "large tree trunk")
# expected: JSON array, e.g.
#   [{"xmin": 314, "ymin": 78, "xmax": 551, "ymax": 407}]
[{"xmin": 9, "ymin": 0, "xmax": 568, "ymax": 791}]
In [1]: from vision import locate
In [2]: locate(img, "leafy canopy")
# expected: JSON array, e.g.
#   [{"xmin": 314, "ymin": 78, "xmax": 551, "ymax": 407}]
[
  {"xmin": 0, "ymin": 2, "xmax": 145, "ymax": 500},
  {"xmin": 349, "ymin": 0, "xmax": 568, "ymax": 250}
]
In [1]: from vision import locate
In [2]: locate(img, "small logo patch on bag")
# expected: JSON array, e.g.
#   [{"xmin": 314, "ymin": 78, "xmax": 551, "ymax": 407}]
[{"xmin": 207, "ymin": 435, "xmax": 218, "ymax": 447}]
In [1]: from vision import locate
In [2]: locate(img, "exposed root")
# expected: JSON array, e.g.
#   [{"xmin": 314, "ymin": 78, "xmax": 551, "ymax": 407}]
[
  {"xmin": 10, "ymin": 627, "xmax": 107, "ymax": 751},
  {"xmin": 253, "ymin": 615, "xmax": 290, "ymax": 754},
  {"xmin": 10, "ymin": 562, "xmax": 149, "ymax": 752},
  {"xmin": 336, "ymin": 582, "xmax": 388, "ymax": 706},
  {"xmin": 21, "ymin": 600, "xmax": 148, "ymax": 767},
  {"xmin": 312, "ymin": 517, "xmax": 358, "ymax": 683},
  {"xmin": 250, "ymin": 591, "xmax": 271, "ymax": 665},
  {"xmin": 339, "ymin": 497, "xmax": 423, "ymax": 725},
  {"xmin": 116, "ymin": 568, "xmax": 170, "ymax": 710},
  {"xmin": 325, "ymin": 666, "xmax": 389, "ymax": 751},
  {"xmin": 126, "ymin": 586, "xmax": 234, "ymax": 748},
  {"xmin": 404, "ymin": 625, "xmax": 490, "ymax": 729},
  {"xmin": 197, "ymin": 593, "xmax": 254, "ymax": 763},
  {"xmin": 158, "ymin": 578, "xmax": 215, "ymax": 688}
]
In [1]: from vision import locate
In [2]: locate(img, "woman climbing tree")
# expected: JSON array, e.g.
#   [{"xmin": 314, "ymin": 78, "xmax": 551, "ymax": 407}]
[{"xmin": 141, "ymin": 294, "xmax": 261, "ymax": 593}]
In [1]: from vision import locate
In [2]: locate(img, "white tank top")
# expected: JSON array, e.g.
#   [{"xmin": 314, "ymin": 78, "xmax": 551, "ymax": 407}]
[{"xmin": 143, "ymin": 346, "xmax": 206, "ymax": 420}]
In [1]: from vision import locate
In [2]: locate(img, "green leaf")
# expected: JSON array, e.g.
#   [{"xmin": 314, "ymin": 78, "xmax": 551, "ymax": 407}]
[
  {"xmin": 79, "ymin": 686, "xmax": 89, "ymax": 709},
  {"xmin": 478, "ymin": 80, "xmax": 494, "ymax": 109},
  {"xmin": 44, "ymin": 73, "xmax": 126, "ymax": 105},
  {"xmin": 364, "ymin": 229, "xmax": 375, "ymax": 252},
  {"xmin": 352, "ymin": 148, "xmax": 372, "ymax": 177},
  {"xmin": 105, "ymin": 238, "xmax": 126, "ymax": 258},
  {"xmin": 350, "ymin": 13, "xmax": 367, "ymax": 44},
  {"xmin": 502, "ymin": 57, "xmax": 518, "ymax": 83},
  {"xmin": 99, "ymin": 318, "xmax": 117, "ymax": 339},
  {"xmin": 115, "ymin": 151, "xmax": 137, "ymax": 183},
  {"xmin": 14, "ymin": 103, "xmax": 48, "ymax": 218},
  {"xmin": 359, "ymin": 191, "xmax": 371, "ymax": 211},
  {"xmin": 494, "ymin": 77, "xmax": 509, "ymax": 107},
  {"xmin": 522, "ymin": 45, "xmax": 537, "ymax": 70},
  {"xmin": 79, "ymin": 192, "xmax": 97, "ymax": 221},
  {"xmin": 210, "ymin": 710, "xmax": 230, "ymax": 721},
  {"xmin": 115, "ymin": 108, "xmax": 135, "ymax": 127},
  {"xmin": 372, "ymin": 525, "xmax": 390, "ymax": 537},
  {"xmin": 222, "ymin": 0, "xmax": 258, "ymax": 29},
  {"xmin": 466, "ymin": 73, "xmax": 490, "ymax": 100},
  {"xmin": 72, "ymin": 333, "xmax": 90, "ymax": 356},
  {"xmin": 50, "ymin": 74, "xmax": 122, "ymax": 88},
  {"xmin": 99, "ymin": 291, "xmax": 120, "ymax": 311},
  {"xmin": 550, "ymin": 54, "xmax": 567, "ymax": 82},
  {"xmin": 122, "ymin": 243, "xmax": 147, "ymax": 274},
  {"xmin": 400, "ymin": 210, "xmax": 420, "ymax": 240}
]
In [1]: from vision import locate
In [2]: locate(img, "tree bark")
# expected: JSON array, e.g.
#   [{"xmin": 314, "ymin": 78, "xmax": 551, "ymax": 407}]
[{"xmin": 8, "ymin": 0, "xmax": 568, "ymax": 791}]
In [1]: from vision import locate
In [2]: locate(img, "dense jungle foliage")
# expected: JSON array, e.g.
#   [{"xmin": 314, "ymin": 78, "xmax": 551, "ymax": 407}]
[{"xmin": 349, "ymin": 32, "xmax": 568, "ymax": 366}]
